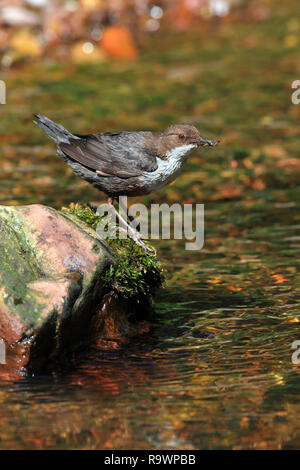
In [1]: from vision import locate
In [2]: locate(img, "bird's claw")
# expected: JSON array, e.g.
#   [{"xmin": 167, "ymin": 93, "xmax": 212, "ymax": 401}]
[{"xmin": 116, "ymin": 226, "xmax": 153, "ymax": 253}]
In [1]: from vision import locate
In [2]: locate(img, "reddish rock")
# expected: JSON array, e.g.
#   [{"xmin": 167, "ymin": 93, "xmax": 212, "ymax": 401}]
[{"xmin": 0, "ymin": 204, "xmax": 114, "ymax": 376}]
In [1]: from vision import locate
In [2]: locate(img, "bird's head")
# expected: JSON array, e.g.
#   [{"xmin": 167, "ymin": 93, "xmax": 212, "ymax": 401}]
[{"xmin": 162, "ymin": 124, "xmax": 219, "ymax": 151}]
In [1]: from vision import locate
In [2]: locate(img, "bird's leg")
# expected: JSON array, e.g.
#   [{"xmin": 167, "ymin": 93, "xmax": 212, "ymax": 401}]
[{"xmin": 107, "ymin": 198, "xmax": 153, "ymax": 253}]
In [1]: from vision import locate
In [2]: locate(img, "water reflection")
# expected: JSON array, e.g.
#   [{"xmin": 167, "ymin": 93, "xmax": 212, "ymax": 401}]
[
  {"xmin": 1, "ymin": 0, "xmax": 300, "ymax": 446},
  {"xmin": 0, "ymin": 195, "xmax": 300, "ymax": 449}
]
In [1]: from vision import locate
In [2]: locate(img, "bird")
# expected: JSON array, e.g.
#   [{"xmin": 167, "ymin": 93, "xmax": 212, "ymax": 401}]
[{"xmin": 34, "ymin": 114, "xmax": 219, "ymax": 251}]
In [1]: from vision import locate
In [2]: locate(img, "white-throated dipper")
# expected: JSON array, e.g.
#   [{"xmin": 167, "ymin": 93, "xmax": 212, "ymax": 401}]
[{"xmin": 34, "ymin": 114, "xmax": 219, "ymax": 250}]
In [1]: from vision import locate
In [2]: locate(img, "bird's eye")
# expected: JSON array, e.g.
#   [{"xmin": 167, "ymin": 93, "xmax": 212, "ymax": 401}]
[{"xmin": 179, "ymin": 134, "xmax": 185, "ymax": 140}]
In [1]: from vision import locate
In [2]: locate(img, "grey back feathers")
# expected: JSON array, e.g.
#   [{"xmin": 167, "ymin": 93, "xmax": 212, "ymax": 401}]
[
  {"xmin": 34, "ymin": 114, "xmax": 78, "ymax": 145},
  {"xmin": 34, "ymin": 114, "xmax": 158, "ymax": 179},
  {"xmin": 33, "ymin": 115, "xmax": 213, "ymax": 198},
  {"xmin": 60, "ymin": 132, "xmax": 158, "ymax": 178}
]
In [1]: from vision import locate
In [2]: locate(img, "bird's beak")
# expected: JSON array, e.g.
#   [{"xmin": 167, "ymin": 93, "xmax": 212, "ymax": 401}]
[{"xmin": 198, "ymin": 137, "xmax": 219, "ymax": 147}]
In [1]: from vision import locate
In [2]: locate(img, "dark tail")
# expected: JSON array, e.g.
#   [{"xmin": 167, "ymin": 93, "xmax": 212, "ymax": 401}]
[{"xmin": 33, "ymin": 114, "xmax": 76, "ymax": 144}]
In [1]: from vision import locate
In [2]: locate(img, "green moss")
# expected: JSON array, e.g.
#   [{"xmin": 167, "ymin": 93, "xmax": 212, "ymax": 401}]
[
  {"xmin": 0, "ymin": 207, "xmax": 47, "ymax": 326},
  {"xmin": 61, "ymin": 203, "xmax": 165, "ymax": 300},
  {"xmin": 61, "ymin": 203, "xmax": 102, "ymax": 230},
  {"xmin": 103, "ymin": 238, "xmax": 164, "ymax": 300}
]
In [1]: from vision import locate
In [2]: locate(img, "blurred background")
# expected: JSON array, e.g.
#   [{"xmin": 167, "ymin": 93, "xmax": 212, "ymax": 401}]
[
  {"xmin": 0, "ymin": 0, "xmax": 264, "ymax": 66},
  {"xmin": 0, "ymin": 0, "xmax": 299, "ymax": 208},
  {"xmin": 1, "ymin": 0, "xmax": 300, "ymax": 451},
  {"xmin": 0, "ymin": 0, "xmax": 300, "ymax": 208}
]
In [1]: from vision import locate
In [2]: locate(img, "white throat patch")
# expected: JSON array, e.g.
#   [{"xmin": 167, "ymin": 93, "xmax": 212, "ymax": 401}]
[{"xmin": 141, "ymin": 143, "xmax": 197, "ymax": 191}]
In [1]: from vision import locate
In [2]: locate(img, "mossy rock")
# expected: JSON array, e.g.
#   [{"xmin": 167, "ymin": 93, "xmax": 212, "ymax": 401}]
[
  {"xmin": 62, "ymin": 203, "xmax": 165, "ymax": 301},
  {"xmin": 0, "ymin": 204, "xmax": 163, "ymax": 377}
]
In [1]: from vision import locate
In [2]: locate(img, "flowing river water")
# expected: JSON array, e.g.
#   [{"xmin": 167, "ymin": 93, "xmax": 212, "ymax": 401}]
[{"xmin": 0, "ymin": 1, "xmax": 300, "ymax": 448}]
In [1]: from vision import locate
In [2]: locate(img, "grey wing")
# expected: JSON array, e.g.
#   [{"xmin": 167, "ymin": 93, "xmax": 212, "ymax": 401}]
[{"xmin": 59, "ymin": 132, "xmax": 158, "ymax": 178}]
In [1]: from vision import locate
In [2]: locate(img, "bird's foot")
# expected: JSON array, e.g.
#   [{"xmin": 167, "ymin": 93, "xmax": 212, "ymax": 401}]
[
  {"xmin": 116, "ymin": 226, "xmax": 153, "ymax": 252},
  {"xmin": 108, "ymin": 198, "xmax": 154, "ymax": 253}
]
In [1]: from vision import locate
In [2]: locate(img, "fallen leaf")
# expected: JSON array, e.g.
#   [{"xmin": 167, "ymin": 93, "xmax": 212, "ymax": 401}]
[{"xmin": 101, "ymin": 26, "xmax": 138, "ymax": 59}]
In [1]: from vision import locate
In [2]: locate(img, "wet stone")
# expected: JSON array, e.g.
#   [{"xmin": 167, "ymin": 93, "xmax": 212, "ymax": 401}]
[{"xmin": 0, "ymin": 204, "xmax": 117, "ymax": 375}]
